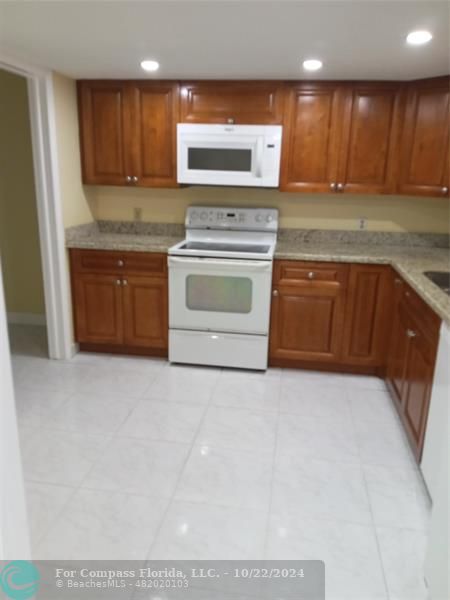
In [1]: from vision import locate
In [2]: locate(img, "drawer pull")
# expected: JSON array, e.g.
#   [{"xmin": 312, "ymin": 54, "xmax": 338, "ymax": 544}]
[
  {"xmin": 442, "ymin": 186, "xmax": 448, "ymax": 195},
  {"xmin": 122, "ymin": 279, "xmax": 128, "ymax": 286},
  {"xmin": 394, "ymin": 278, "xmax": 402, "ymax": 285},
  {"xmin": 116, "ymin": 279, "xmax": 122, "ymax": 286},
  {"xmin": 117, "ymin": 260, "xmax": 124, "ymax": 267},
  {"xmin": 272, "ymin": 289, "xmax": 279, "ymax": 297},
  {"xmin": 406, "ymin": 329, "xmax": 417, "ymax": 338},
  {"xmin": 308, "ymin": 271, "xmax": 315, "ymax": 280}
]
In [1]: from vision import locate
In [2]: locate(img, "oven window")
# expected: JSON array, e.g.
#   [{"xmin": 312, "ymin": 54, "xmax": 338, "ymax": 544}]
[
  {"xmin": 188, "ymin": 148, "xmax": 252, "ymax": 172},
  {"xmin": 186, "ymin": 275, "xmax": 252, "ymax": 313}
]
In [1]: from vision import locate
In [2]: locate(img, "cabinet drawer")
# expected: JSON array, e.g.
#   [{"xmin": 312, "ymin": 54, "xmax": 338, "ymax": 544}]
[
  {"xmin": 70, "ymin": 249, "xmax": 166, "ymax": 275},
  {"xmin": 273, "ymin": 260, "xmax": 348, "ymax": 286}
]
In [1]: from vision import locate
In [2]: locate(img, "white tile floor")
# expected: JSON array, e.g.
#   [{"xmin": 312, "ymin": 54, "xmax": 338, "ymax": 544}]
[{"xmin": 10, "ymin": 325, "xmax": 432, "ymax": 600}]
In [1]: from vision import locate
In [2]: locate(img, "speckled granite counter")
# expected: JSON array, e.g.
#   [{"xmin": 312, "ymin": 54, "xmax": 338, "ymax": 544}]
[
  {"xmin": 66, "ymin": 222, "xmax": 450, "ymax": 326},
  {"xmin": 66, "ymin": 221, "xmax": 183, "ymax": 253}
]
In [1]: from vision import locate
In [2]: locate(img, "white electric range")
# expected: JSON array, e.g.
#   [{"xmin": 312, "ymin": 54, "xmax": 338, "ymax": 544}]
[{"xmin": 168, "ymin": 206, "xmax": 278, "ymax": 370}]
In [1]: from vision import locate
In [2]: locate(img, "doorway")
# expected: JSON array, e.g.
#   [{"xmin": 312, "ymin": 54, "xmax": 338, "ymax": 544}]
[{"xmin": 0, "ymin": 68, "xmax": 48, "ymax": 358}]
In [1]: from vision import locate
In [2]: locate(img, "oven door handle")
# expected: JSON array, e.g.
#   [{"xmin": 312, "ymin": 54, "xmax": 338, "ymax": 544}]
[{"xmin": 168, "ymin": 256, "xmax": 272, "ymax": 272}]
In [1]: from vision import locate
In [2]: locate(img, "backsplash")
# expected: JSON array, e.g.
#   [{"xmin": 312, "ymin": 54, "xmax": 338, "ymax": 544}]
[
  {"xmin": 84, "ymin": 185, "xmax": 450, "ymax": 235},
  {"xmin": 278, "ymin": 229, "xmax": 450, "ymax": 248}
]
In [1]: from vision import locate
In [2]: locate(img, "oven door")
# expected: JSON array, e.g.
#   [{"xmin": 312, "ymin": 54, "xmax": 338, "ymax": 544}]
[{"xmin": 168, "ymin": 256, "xmax": 273, "ymax": 335}]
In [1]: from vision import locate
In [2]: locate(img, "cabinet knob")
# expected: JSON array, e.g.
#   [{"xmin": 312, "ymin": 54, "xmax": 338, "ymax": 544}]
[
  {"xmin": 122, "ymin": 279, "xmax": 128, "ymax": 286},
  {"xmin": 116, "ymin": 279, "xmax": 122, "ymax": 286},
  {"xmin": 406, "ymin": 329, "xmax": 417, "ymax": 338},
  {"xmin": 227, "ymin": 118, "xmax": 235, "ymax": 124},
  {"xmin": 308, "ymin": 271, "xmax": 315, "ymax": 280},
  {"xmin": 272, "ymin": 289, "xmax": 279, "ymax": 297},
  {"xmin": 126, "ymin": 176, "xmax": 132, "ymax": 182},
  {"xmin": 442, "ymin": 186, "xmax": 449, "ymax": 195},
  {"xmin": 117, "ymin": 260, "xmax": 124, "ymax": 267},
  {"xmin": 337, "ymin": 182, "xmax": 345, "ymax": 191},
  {"xmin": 132, "ymin": 176, "xmax": 138, "ymax": 183},
  {"xmin": 330, "ymin": 182, "xmax": 337, "ymax": 191},
  {"xmin": 394, "ymin": 278, "xmax": 402, "ymax": 285}
]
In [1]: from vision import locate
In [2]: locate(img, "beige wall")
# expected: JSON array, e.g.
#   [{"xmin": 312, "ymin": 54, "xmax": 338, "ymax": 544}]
[
  {"xmin": 52, "ymin": 72, "xmax": 94, "ymax": 228},
  {"xmin": 0, "ymin": 69, "xmax": 45, "ymax": 316},
  {"xmin": 87, "ymin": 185, "xmax": 450, "ymax": 233}
]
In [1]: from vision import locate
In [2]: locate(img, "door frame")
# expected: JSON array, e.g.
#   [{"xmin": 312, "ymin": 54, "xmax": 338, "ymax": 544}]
[{"xmin": 0, "ymin": 53, "xmax": 73, "ymax": 359}]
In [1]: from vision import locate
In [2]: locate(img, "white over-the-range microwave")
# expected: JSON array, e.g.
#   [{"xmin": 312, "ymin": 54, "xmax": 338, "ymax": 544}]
[{"xmin": 177, "ymin": 123, "xmax": 283, "ymax": 187}]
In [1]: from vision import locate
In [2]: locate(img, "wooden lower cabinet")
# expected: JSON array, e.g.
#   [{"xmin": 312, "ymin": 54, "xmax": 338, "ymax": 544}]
[
  {"xmin": 122, "ymin": 276, "xmax": 168, "ymax": 349},
  {"xmin": 386, "ymin": 281, "xmax": 440, "ymax": 459},
  {"xmin": 73, "ymin": 273, "xmax": 124, "ymax": 345},
  {"xmin": 269, "ymin": 261, "xmax": 348, "ymax": 364},
  {"xmin": 342, "ymin": 264, "xmax": 391, "ymax": 367},
  {"xmin": 269, "ymin": 261, "xmax": 392, "ymax": 369},
  {"xmin": 70, "ymin": 249, "xmax": 168, "ymax": 355}
]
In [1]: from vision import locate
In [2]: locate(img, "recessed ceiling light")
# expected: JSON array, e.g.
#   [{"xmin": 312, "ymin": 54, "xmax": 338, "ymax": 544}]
[
  {"xmin": 140, "ymin": 59, "xmax": 159, "ymax": 72},
  {"xmin": 303, "ymin": 59, "xmax": 323, "ymax": 72},
  {"xmin": 406, "ymin": 30, "xmax": 433, "ymax": 45}
]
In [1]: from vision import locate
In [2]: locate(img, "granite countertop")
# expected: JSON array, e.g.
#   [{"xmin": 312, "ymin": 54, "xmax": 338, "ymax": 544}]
[{"xmin": 66, "ymin": 221, "xmax": 450, "ymax": 326}]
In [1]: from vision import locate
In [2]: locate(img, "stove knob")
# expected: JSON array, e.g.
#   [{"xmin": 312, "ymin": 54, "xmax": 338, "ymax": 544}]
[
  {"xmin": 266, "ymin": 214, "xmax": 273, "ymax": 223},
  {"xmin": 255, "ymin": 213, "xmax": 263, "ymax": 223},
  {"xmin": 200, "ymin": 211, "xmax": 208, "ymax": 221}
]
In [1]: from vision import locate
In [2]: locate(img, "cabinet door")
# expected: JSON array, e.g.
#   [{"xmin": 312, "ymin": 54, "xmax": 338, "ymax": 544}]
[
  {"xmin": 403, "ymin": 330, "xmax": 436, "ymax": 459},
  {"xmin": 180, "ymin": 81, "xmax": 284, "ymax": 124},
  {"xmin": 337, "ymin": 84, "xmax": 402, "ymax": 194},
  {"xmin": 342, "ymin": 265, "xmax": 391, "ymax": 366},
  {"xmin": 122, "ymin": 276, "xmax": 168, "ymax": 350},
  {"xmin": 280, "ymin": 83, "xmax": 343, "ymax": 192},
  {"xmin": 72, "ymin": 273, "xmax": 123, "ymax": 344},
  {"xmin": 398, "ymin": 77, "xmax": 450, "ymax": 197},
  {"xmin": 131, "ymin": 83, "xmax": 179, "ymax": 187},
  {"xmin": 386, "ymin": 297, "xmax": 411, "ymax": 406},
  {"xmin": 78, "ymin": 81, "xmax": 133, "ymax": 185},
  {"xmin": 270, "ymin": 262, "xmax": 347, "ymax": 363}
]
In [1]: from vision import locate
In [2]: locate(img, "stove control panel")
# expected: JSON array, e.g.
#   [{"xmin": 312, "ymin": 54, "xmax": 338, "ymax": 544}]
[{"xmin": 186, "ymin": 206, "xmax": 278, "ymax": 231}]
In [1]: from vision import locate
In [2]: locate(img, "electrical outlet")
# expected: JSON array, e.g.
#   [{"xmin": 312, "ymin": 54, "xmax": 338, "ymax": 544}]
[
  {"xmin": 133, "ymin": 207, "xmax": 142, "ymax": 222},
  {"xmin": 358, "ymin": 217, "xmax": 367, "ymax": 230}
]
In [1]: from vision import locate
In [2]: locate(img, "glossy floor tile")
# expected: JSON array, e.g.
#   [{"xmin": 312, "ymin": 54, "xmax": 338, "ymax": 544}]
[{"xmin": 10, "ymin": 325, "xmax": 431, "ymax": 600}]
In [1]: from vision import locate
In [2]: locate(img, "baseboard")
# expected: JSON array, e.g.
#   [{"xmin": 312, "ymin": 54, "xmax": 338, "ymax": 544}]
[{"xmin": 7, "ymin": 312, "xmax": 47, "ymax": 326}]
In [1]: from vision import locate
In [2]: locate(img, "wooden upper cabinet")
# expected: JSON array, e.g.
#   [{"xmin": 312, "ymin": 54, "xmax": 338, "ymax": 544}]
[
  {"xmin": 78, "ymin": 80, "xmax": 178, "ymax": 187},
  {"xmin": 398, "ymin": 77, "xmax": 450, "ymax": 197},
  {"xmin": 280, "ymin": 83, "xmax": 343, "ymax": 192},
  {"xmin": 337, "ymin": 84, "xmax": 403, "ymax": 194},
  {"xmin": 78, "ymin": 81, "xmax": 132, "ymax": 185},
  {"xmin": 179, "ymin": 81, "xmax": 284, "ymax": 124},
  {"xmin": 130, "ymin": 82, "xmax": 179, "ymax": 187}
]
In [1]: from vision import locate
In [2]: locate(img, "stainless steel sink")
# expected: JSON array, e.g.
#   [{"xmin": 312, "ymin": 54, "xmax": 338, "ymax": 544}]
[{"xmin": 424, "ymin": 271, "xmax": 450, "ymax": 295}]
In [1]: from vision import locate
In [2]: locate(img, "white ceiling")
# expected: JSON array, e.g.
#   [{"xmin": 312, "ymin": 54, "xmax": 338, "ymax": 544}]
[{"xmin": 0, "ymin": 0, "xmax": 448, "ymax": 80}]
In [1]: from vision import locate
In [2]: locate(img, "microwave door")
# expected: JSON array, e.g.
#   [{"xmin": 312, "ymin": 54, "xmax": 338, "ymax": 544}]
[{"xmin": 178, "ymin": 135, "xmax": 261, "ymax": 185}]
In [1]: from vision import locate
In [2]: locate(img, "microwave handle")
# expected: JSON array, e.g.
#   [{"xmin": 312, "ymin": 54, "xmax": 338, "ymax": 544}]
[{"xmin": 255, "ymin": 137, "xmax": 264, "ymax": 178}]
